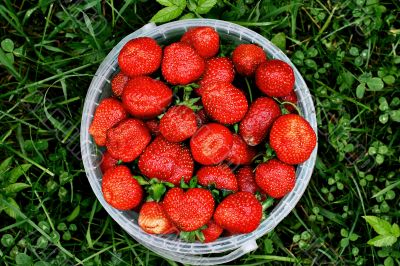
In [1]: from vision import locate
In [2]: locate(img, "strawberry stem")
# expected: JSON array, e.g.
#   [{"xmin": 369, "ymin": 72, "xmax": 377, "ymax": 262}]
[
  {"xmin": 179, "ymin": 227, "xmax": 206, "ymax": 243},
  {"xmin": 274, "ymin": 97, "xmax": 302, "ymax": 115},
  {"xmin": 262, "ymin": 197, "xmax": 275, "ymax": 211},
  {"xmin": 173, "ymin": 84, "xmax": 202, "ymax": 111},
  {"xmin": 245, "ymin": 77, "xmax": 253, "ymax": 103}
]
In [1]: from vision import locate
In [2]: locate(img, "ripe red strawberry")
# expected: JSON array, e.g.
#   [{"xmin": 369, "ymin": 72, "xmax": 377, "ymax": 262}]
[
  {"xmin": 102, "ymin": 166, "xmax": 143, "ymax": 210},
  {"xmin": 232, "ymin": 44, "xmax": 267, "ymax": 76},
  {"xmin": 214, "ymin": 192, "xmax": 262, "ymax": 234},
  {"xmin": 169, "ymin": 145, "xmax": 194, "ymax": 185},
  {"xmin": 162, "ymin": 42, "xmax": 205, "ymax": 85},
  {"xmin": 122, "ymin": 76, "xmax": 173, "ymax": 119},
  {"xmin": 226, "ymin": 134, "xmax": 257, "ymax": 165},
  {"xmin": 202, "ymin": 82, "xmax": 248, "ymax": 124},
  {"xmin": 197, "ymin": 165, "xmax": 238, "ymax": 191},
  {"xmin": 106, "ymin": 119, "xmax": 151, "ymax": 162},
  {"xmin": 118, "ymin": 37, "xmax": 162, "ymax": 77},
  {"xmin": 138, "ymin": 202, "xmax": 176, "ymax": 234},
  {"xmin": 100, "ymin": 151, "xmax": 119, "ymax": 173},
  {"xmin": 255, "ymin": 59, "xmax": 295, "ymax": 97},
  {"xmin": 280, "ymin": 90, "xmax": 298, "ymax": 113},
  {"xmin": 163, "ymin": 188, "xmax": 215, "ymax": 231},
  {"xmin": 236, "ymin": 166, "xmax": 258, "ymax": 194},
  {"xmin": 111, "ymin": 72, "xmax": 129, "ymax": 97},
  {"xmin": 181, "ymin": 26, "xmax": 219, "ymax": 59},
  {"xmin": 190, "ymin": 123, "xmax": 233, "ymax": 165},
  {"xmin": 145, "ymin": 119, "xmax": 161, "ymax": 136},
  {"xmin": 255, "ymin": 159, "xmax": 295, "ymax": 198},
  {"xmin": 201, "ymin": 220, "xmax": 223, "ymax": 243},
  {"xmin": 197, "ymin": 57, "xmax": 235, "ymax": 95},
  {"xmin": 269, "ymin": 114, "xmax": 317, "ymax": 164},
  {"xmin": 139, "ymin": 136, "xmax": 193, "ymax": 185},
  {"xmin": 159, "ymin": 105, "xmax": 198, "ymax": 142},
  {"xmin": 89, "ymin": 98, "xmax": 127, "ymax": 146},
  {"xmin": 239, "ymin": 97, "xmax": 281, "ymax": 146}
]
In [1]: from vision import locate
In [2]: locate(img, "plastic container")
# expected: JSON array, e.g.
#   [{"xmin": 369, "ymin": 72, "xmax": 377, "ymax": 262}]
[{"xmin": 80, "ymin": 19, "xmax": 318, "ymax": 265}]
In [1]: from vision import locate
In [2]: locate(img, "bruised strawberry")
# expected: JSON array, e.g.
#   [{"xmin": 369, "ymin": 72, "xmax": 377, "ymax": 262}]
[
  {"xmin": 122, "ymin": 76, "xmax": 173, "ymax": 119},
  {"xmin": 202, "ymin": 82, "xmax": 248, "ymax": 125},
  {"xmin": 236, "ymin": 166, "xmax": 258, "ymax": 194},
  {"xmin": 255, "ymin": 159, "xmax": 295, "ymax": 198},
  {"xmin": 226, "ymin": 134, "xmax": 257, "ymax": 165},
  {"xmin": 163, "ymin": 188, "xmax": 215, "ymax": 231},
  {"xmin": 89, "ymin": 98, "xmax": 127, "ymax": 146},
  {"xmin": 255, "ymin": 59, "xmax": 295, "ymax": 97},
  {"xmin": 111, "ymin": 72, "xmax": 129, "ymax": 97},
  {"xmin": 197, "ymin": 165, "xmax": 238, "ymax": 191},
  {"xmin": 145, "ymin": 119, "xmax": 161, "ymax": 136},
  {"xmin": 201, "ymin": 220, "xmax": 223, "ymax": 243},
  {"xmin": 162, "ymin": 42, "xmax": 205, "ymax": 85},
  {"xmin": 239, "ymin": 97, "xmax": 281, "ymax": 146},
  {"xmin": 269, "ymin": 114, "xmax": 316, "ymax": 165},
  {"xmin": 102, "ymin": 166, "xmax": 143, "ymax": 210},
  {"xmin": 139, "ymin": 136, "xmax": 193, "ymax": 185},
  {"xmin": 280, "ymin": 90, "xmax": 298, "ymax": 113},
  {"xmin": 197, "ymin": 57, "xmax": 235, "ymax": 95},
  {"xmin": 106, "ymin": 119, "xmax": 151, "ymax": 162},
  {"xmin": 181, "ymin": 27, "xmax": 219, "ymax": 59},
  {"xmin": 138, "ymin": 201, "xmax": 176, "ymax": 234},
  {"xmin": 100, "ymin": 151, "xmax": 119, "ymax": 173},
  {"xmin": 190, "ymin": 123, "xmax": 233, "ymax": 165},
  {"xmin": 118, "ymin": 37, "xmax": 162, "ymax": 77},
  {"xmin": 214, "ymin": 192, "xmax": 262, "ymax": 234},
  {"xmin": 232, "ymin": 44, "xmax": 267, "ymax": 76},
  {"xmin": 159, "ymin": 105, "xmax": 198, "ymax": 142},
  {"xmin": 195, "ymin": 109, "xmax": 209, "ymax": 127}
]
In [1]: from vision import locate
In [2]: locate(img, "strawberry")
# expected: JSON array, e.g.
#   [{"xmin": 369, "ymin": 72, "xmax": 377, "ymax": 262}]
[
  {"xmin": 111, "ymin": 72, "xmax": 129, "ymax": 97},
  {"xmin": 255, "ymin": 59, "xmax": 295, "ymax": 97},
  {"xmin": 197, "ymin": 165, "xmax": 238, "ymax": 191},
  {"xmin": 163, "ymin": 188, "xmax": 215, "ymax": 231},
  {"xmin": 181, "ymin": 26, "xmax": 219, "ymax": 59},
  {"xmin": 138, "ymin": 201, "xmax": 176, "ymax": 234},
  {"xmin": 197, "ymin": 57, "xmax": 235, "ymax": 95},
  {"xmin": 280, "ymin": 90, "xmax": 298, "ymax": 113},
  {"xmin": 100, "ymin": 151, "xmax": 119, "ymax": 173},
  {"xmin": 89, "ymin": 98, "xmax": 127, "ymax": 146},
  {"xmin": 226, "ymin": 134, "xmax": 257, "ymax": 165},
  {"xmin": 122, "ymin": 76, "xmax": 173, "ymax": 119},
  {"xmin": 169, "ymin": 145, "xmax": 195, "ymax": 185},
  {"xmin": 162, "ymin": 42, "xmax": 205, "ymax": 85},
  {"xmin": 190, "ymin": 123, "xmax": 233, "ymax": 165},
  {"xmin": 269, "ymin": 114, "xmax": 317, "ymax": 164},
  {"xmin": 195, "ymin": 109, "xmax": 209, "ymax": 127},
  {"xmin": 239, "ymin": 97, "xmax": 281, "ymax": 146},
  {"xmin": 232, "ymin": 44, "xmax": 267, "ymax": 76},
  {"xmin": 202, "ymin": 82, "xmax": 248, "ymax": 124},
  {"xmin": 214, "ymin": 191, "xmax": 262, "ymax": 234},
  {"xmin": 159, "ymin": 105, "xmax": 198, "ymax": 142},
  {"xmin": 118, "ymin": 37, "xmax": 162, "ymax": 77},
  {"xmin": 102, "ymin": 166, "xmax": 143, "ymax": 210},
  {"xmin": 139, "ymin": 136, "xmax": 193, "ymax": 185},
  {"xmin": 255, "ymin": 159, "xmax": 295, "ymax": 198},
  {"xmin": 145, "ymin": 119, "xmax": 161, "ymax": 136},
  {"xmin": 201, "ymin": 220, "xmax": 223, "ymax": 243},
  {"xmin": 106, "ymin": 119, "xmax": 151, "ymax": 162},
  {"xmin": 236, "ymin": 166, "xmax": 258, "ymax": 194}
]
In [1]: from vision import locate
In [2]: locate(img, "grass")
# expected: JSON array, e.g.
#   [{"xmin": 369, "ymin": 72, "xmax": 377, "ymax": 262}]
[{"xmin": 0, "ymin": 0, "xmax": 399, "ymax": 265}]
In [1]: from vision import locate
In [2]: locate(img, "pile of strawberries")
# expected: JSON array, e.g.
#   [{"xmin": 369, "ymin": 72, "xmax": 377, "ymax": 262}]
[{"xmin": 89, "ymin": 26, "xmax": 317, "ymax": 243}]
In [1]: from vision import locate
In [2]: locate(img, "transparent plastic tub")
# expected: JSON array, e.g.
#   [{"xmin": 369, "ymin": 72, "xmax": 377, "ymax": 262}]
[{"xmin": 80, "ymin": 19, "xmax": 318, "ymax": 265}]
